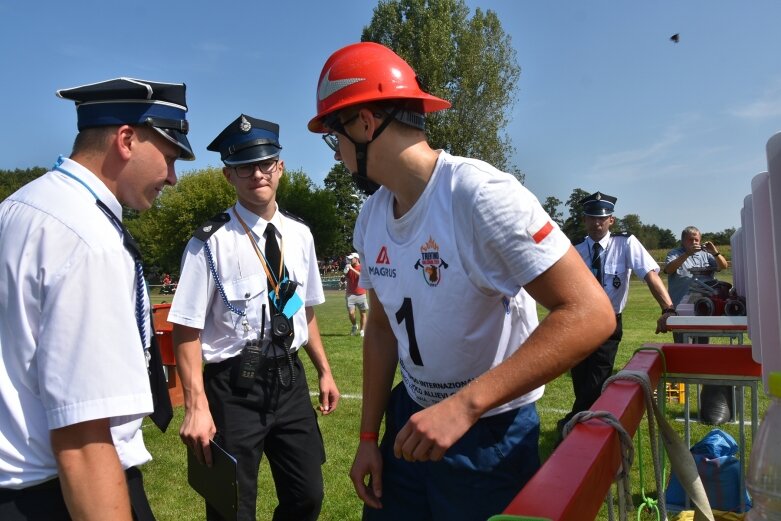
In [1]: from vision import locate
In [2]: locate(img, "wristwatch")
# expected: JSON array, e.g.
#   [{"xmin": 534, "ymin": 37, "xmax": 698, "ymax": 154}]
[{"xmin": 661, "ymin": 307, "xmax": 677, "ymax": 315}]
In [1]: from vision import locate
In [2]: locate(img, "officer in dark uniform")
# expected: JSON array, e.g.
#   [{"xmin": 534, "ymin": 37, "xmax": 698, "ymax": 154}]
[
  {"xmin": 168, "ymin": 115, "xmax": 339, "ymax": 521},
  {"xmin": 557, "ymin": 191, "xmax": 676, "ymax": 439}
]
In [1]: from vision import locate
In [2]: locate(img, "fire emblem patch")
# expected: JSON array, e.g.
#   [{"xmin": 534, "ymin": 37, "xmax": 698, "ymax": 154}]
[{"xmin": 414, "ymin": 236, "xmax": 449, "ymax": 286}]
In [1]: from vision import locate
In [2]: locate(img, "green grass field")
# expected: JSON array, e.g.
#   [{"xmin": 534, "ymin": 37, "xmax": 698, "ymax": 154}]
[{"xmin": 144, "ymin": 267, "xmax": 765, "ymax": 520}]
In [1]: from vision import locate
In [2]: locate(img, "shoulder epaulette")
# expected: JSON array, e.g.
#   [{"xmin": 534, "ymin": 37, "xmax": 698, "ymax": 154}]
[
  {"xmin": 281, "ymin": 209, "xmax": 309, "ymax": 228},
  {"xmin": 613, "ymin": 231, "xmax": 631, "ymax": 239},
  {"xmin": 193, "ymin": 212, "xmax": 230, "ymax": 242},
  {"xmin": 573, "ymin": 236, "xmax": 586, "ymax": 246}
]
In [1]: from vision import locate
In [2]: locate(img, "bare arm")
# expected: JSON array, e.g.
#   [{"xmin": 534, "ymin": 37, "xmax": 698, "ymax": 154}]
[
  {"xmin": 349, "ymin": 289, "xmax": 399, "ymax": 509},
  {"xmin": 357, "ymin": 290, "xmax": 399, "ymax": 436},
  {"xmin": 645, "ymin": 270, "xmax": 674, "ymax": 310},
  {"xmin": 393, "ymin": 247, "xmax": 616, "ymax": 461},
  {"xmin": 702, "ymin": 241, "xmax": 729, "ymax": 270},
  {"xmin": 301, "ymin": 306, "xmax": 340, "ymax": 415},
  {"xmin": 644, "ymin": 270, "xmax": 676, "ymax": 333},
  {"xmin": 173, "ymin": 324, "xmax": 215, "ymax": 465},
  {"xmin": 664, "ymin": 250, "xmax": 690, "ymax": 274},
  {"xmin": 51, "ymin": 418, "xmax": 132, "ymax": 521}
]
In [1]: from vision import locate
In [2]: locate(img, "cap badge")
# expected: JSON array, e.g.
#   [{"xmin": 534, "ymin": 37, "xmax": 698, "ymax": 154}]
[
  {"xmin": 239, "ymin": 116, "xmax": 251, "ymax": 133},
  {"xmin": 595, "ymin": 193, "xmax": 602, "ymax": 200}
]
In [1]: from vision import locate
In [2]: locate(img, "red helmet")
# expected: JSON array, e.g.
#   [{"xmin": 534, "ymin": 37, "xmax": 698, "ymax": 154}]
[{"xmin": 308, "ymin": 42, "xmax": 451, "ymax": 133}]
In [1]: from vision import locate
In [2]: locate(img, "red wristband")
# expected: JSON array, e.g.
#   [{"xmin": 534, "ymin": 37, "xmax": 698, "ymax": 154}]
[{"xmin": 359, "ymin": 432, "xmax": 379, "ymax": 442}]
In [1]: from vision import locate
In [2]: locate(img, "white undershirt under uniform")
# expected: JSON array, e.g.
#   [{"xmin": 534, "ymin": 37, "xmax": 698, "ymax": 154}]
[
  {"xmin": 354, "ymin": 151, "xmax": 570, "ymax": 417},
  {"xmin": 0, "ymin": 158, "xmax": 153, "ymax": 489}
]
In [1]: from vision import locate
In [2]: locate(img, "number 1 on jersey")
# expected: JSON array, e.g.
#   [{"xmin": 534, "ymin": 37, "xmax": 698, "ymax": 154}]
[{"xmin": 395, "ymin": 297, "xmax": 423, "ymax": 366}]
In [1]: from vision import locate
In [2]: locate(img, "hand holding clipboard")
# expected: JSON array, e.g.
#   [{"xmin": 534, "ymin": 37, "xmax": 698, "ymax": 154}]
[{"xmin": 187, "ymin": 439, "xmax": 238, "ymax": 521}]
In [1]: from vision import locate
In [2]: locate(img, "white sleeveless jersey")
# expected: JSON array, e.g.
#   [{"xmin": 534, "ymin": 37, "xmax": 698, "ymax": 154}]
[{"xmin": 355, "ymin": 152, "xmax": 570, "ymax": 416}]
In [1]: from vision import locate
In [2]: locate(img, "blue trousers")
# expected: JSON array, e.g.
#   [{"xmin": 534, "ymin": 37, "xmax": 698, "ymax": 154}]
[{"xmin": 364, "ymin": 384, "xmax": 541, "ymax": 521}]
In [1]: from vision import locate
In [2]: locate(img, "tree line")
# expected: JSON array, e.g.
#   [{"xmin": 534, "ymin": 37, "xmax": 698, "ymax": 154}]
[
  {"xmin": 0, "ymin": 164, "xmax": 364, "ymax": 277},
  {"xmin": 1, "ymin": 165, "xmax": 736, "ymax": 277}
]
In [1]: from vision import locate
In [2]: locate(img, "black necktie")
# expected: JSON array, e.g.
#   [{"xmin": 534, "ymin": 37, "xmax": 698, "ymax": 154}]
[
  {"xmin": 264, "ymin": 223, "xmax": 283, "ymax": 293},
  {"xmin": 592, "ymin": 242, "xmax": 603, "ymax": 285},
  {"xmin": 95, "ymin": 200, "xmax": 172, "ymax": 432},
  {"xmin": 264, "ymin": 223, "xmax": 294, "ymax": 355},
  {"xmin": 146, "ymin": 313, "xmax": 174, "ymax": 432}
]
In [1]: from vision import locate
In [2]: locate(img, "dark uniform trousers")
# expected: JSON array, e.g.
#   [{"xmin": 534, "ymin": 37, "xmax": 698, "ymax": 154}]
[
  {"xmin": 203, "ymin": 351, "xmax": 325, "ymax": 521},
  {"xmin": 0, "ymin": 466, "xmax": 155, "ymax": 521},
  {"xmin": 561, "ymin": 314, "xmax": 624, "ymax": 429}
]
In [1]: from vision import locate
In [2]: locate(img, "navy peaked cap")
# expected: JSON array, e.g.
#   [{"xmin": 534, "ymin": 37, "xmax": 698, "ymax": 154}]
[
  {"xmin": 57, "ymin": 77, "xmax": 194, "ymax": 160},
  {"xmin": 580, "ymin": 191, "xmax": 617, "ymax": 216},
  {"xmin": 207, "ymin": 114, "xmax": 282, "ymax": 165}
]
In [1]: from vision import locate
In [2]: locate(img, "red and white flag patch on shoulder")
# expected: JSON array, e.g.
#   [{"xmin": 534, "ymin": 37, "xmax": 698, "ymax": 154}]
[{"xmin": 529, "ymin": 219, "xmax": 554, "ymax": 244}]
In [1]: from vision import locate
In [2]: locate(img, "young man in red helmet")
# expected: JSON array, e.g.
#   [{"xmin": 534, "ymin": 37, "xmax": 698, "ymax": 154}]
[{"xmin": 309, "ymin": 42, "xmax": 615, "ymax": 520}]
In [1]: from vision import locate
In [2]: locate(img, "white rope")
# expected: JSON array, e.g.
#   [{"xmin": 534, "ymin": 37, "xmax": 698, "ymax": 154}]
[
  {"xmin": 562, "ymin": 409, "xmax": 635, "ymax": 521},
  {"xmin": 610, "ymin": 369, "xmax": 716, "ymax": 521},
  {"xmin": 603, "ymin": 370, "xmax": 668, "ymax": 521},
  {"xmin": 561, "ymin": 365, "xmax": 717, "ymax": 521}
]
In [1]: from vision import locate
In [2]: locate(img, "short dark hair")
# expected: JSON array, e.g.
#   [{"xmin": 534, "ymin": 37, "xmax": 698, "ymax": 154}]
[{"xmin": 71, "ymin": 126, "xmax": 117, "ymax": 156}]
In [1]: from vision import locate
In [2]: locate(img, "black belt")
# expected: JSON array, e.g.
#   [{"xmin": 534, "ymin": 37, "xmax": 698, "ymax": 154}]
[
  {"xmin": 207, "ymin": 348, "xmax": 297, "ymax": 368},
  {"xmin": 205, "ymin": 347, "xmax": 299, "ymax": 388}
]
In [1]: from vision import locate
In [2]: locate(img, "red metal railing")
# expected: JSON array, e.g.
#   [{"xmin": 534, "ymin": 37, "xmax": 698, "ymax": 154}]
[{"xmin": 501, "ymin": 344, "xmax": 761, "ymax": 520}]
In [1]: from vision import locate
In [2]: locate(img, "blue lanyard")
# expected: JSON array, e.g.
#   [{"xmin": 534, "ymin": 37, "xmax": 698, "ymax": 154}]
[{"xmin": 53, "ymin": 156, "xmax": 149, "ymax": 362}]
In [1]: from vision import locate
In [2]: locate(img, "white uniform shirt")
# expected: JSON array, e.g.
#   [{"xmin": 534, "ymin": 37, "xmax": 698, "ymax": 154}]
[
  {"xmin": 355, "ymin": 151, "xmax": 570, "ymax": 416},
  {"xmin": 0, "ymin": 158, "xmax": 153, "ymax": 489},
  {"xmin": 168, "ymin": 202, "xmax": 325, "ymax": 363},
  {"xmin": 575, "ymin": 233, "xmax": 660, "ymax": 314}
]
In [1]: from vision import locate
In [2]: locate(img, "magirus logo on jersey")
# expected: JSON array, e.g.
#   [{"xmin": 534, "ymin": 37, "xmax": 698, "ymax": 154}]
[
  {"xmin": 368, "ymin": 246, "xmax": 397, "ymax": 278},
  {"xmin": 414, "ymin": 236, "xmax": 448, "ymax": 286}
]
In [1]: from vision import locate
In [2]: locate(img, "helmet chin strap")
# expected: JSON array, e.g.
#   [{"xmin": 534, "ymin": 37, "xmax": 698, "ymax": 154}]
[{"xmin": 347, "ymin": 108, "xmax": 400, "ymax": 196}]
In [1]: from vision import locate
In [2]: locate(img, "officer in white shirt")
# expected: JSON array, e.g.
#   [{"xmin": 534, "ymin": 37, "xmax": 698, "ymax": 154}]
[
  {"xmin": 0, "ymin": 77, "xmax": 192, "ymax": 520},
  {"xmin": 557, "ymin": 191, "xmax": 676, "ymax": 439},
  {"xmin": 169, "ymin": 115, "xmax": 339, "ymax": 521}
]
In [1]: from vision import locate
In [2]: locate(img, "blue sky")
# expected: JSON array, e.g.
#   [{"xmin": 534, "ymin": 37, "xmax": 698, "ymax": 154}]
[{"xmin": 1, "ymin": 1, "xmax": 779, "ymax": 235}]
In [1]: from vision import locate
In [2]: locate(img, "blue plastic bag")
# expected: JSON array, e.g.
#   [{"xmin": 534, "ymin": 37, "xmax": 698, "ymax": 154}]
[{"xmin": 665, "ymin": 429, "xmax": 752, "ymax": 513}]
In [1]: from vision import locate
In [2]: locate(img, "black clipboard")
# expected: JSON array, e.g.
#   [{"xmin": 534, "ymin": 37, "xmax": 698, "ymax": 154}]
[{"xmin": 187, "ymin": 440, "xmax": 238, "ymax": 521}]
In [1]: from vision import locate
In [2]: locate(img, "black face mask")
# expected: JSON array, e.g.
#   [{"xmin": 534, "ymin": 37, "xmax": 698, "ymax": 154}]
[
  {"xmin": 351, "ymin": 171, "xmax": 381, "ymax": 196},
  {"xmin": 330, "ymin": 107, "xmax": 401, "ymax": 197}
]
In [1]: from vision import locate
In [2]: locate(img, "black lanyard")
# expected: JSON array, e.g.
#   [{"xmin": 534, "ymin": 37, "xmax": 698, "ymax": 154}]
[{"xmin": 54, "ymin": 158, "xmax": 149, "ymax": 364}]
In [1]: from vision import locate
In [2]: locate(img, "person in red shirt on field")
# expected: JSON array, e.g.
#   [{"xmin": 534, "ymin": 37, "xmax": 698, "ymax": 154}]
[{"xmin": 343, "ymin": 253, "xmax": 368, "ymax": 336}]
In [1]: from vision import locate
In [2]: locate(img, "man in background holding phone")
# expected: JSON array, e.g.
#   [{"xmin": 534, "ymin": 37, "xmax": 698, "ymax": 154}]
[{"xmin": 664, "ymin": 225, "xmax": 729, "ymax": 313}]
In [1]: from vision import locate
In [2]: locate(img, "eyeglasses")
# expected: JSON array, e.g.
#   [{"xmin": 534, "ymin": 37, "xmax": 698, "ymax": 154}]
[
  {"xmin": 233, "ymin": 159, "xmax": 279, "ymax": 178},
  {"xmin": 322, "ymin": 133, "xmax": 340, "ymax": 152},
  {"xmin": 322, "ymin": 113, "xmax": 360, "ymax": 152}
]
